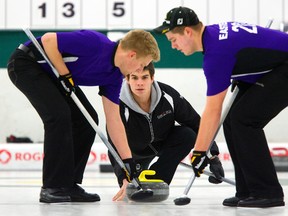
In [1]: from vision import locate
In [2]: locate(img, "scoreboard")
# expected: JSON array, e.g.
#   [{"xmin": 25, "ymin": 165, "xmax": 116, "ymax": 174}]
[
  {"xmin": 0, "ymin": 0, "xmax": 186, "ymax": 30},
  {"xmin": 0, "ymin": 0, "xmax": 286, "ymax": 68},
  {"xmin": 1, "ymin": 0, "xmax": 284, "ymax": 30}
]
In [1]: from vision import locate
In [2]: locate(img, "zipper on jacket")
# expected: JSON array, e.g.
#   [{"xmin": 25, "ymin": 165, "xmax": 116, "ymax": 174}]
[{"xmin": 145, "ymin": 113, "xmax": 158, "ymax": 155}]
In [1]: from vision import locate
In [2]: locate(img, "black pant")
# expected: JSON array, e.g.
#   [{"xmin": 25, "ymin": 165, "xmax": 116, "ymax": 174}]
[
  {"xmin": 138, "ymin": 126, "xmax": 196, "ymax": 185},
  {"xmin": 223, "ymin": 64, "xmax": 288, "ymax": 199},
  {"xmin": 7, "ymin": 49, "xmax": 98, "ymax": 188}
]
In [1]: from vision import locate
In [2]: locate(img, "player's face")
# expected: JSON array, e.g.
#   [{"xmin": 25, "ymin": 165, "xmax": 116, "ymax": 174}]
[
  {"xmin": 166, "ymin": 30, "xmax": 194, "ymax": 56},
  {"xmin": 127, "ymin": 69, "xmax": 153, "ymax": 99}
]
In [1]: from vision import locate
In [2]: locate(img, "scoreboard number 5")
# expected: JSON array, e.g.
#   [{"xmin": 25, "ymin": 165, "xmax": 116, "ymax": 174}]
[
  {"xmin": 109, "ymin": 0, "xmax": 130, "ymax": 28},
  {"xmin": 113, "ymin": 2, "xmax": 125, "ymax": 17}
]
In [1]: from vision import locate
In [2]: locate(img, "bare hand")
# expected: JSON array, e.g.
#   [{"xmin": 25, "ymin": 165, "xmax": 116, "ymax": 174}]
[{"xmin": 113, "ymin": 179, "xmax": 129, "ymax": 201}]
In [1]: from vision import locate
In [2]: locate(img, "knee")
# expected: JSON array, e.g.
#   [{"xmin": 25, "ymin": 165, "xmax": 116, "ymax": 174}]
[
  {"xmin": 184, "ymin": 127, "xmax": 197, "ymax": 142},
  {"xmin": 177, "ymin": 127, "xmax": 196, "ymax": 151}
]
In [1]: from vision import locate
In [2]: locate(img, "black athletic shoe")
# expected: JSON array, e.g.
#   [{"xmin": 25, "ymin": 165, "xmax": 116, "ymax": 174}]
[
  {"xmin": 238, "ymin": 197, "xmax": 285, "ymax": 208},
  {"xmin": 66, "ymin": 184, "xmax": 100, "ymax": 202},
  {"xmin": 39, "ymin": 187, "xmax": 71, "ymax": 203},
  {"xmin": 223, "ymin": 196, "xmax": 246, "ymax": 207}
]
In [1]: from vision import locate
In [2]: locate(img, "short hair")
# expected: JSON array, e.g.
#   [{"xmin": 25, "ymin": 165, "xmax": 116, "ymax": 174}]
[
  {"xmin": 120, "ymin": 30, "xmax": 160, "ymax": 62},
  {"xmin": 171, "ymin": 22, "xmax": 203, "ymax": 35},
  {"xmin": 143, "ymin": 61, "xmax": 155, "ymax": 78},
  {"xmin": 126, "ymin": 62, "xmax": 155, "ymax": 80}
]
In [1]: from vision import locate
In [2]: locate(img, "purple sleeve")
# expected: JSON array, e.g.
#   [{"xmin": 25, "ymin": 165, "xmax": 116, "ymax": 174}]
[
  {"xmin": 98, "ymin": 79, "xmax": 123, "ymax": 105},
  {"xmin": 203, "ymin": 54, "xmax": 234, "ymax": 96}
]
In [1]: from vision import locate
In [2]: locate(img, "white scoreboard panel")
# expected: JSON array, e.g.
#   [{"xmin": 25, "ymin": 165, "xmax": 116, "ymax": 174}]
[
  {"xmin": 0, "ymin": 0, "xmax": 286, "ymax": 30},
  {"xmin": 1, "ymin": 0, "xmax": 179, "ymax": 30}
]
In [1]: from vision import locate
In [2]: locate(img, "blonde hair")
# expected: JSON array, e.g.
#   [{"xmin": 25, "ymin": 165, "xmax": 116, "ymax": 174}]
[
  {"xmin": 120, "ymin": 30, "xmax": 160, "ymax": 62},
  {"xmin": 171, "ymin": 22, "xmax": 203, "ymax": 35}
]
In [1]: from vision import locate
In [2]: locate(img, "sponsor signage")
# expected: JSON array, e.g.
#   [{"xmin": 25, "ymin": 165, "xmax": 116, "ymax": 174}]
[
  {"xmin": 0, "ymin": 143, "xmax": 287, "ymax": 171},
  {"xmin": 0, "ymin": 143, "xmax": 110, "ymax": 171}
]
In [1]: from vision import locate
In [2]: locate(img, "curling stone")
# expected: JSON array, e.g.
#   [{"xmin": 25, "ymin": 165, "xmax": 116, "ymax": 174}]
[{"xmin": 126, "ymin": 170, "xmax": 169, "ymax": 202}]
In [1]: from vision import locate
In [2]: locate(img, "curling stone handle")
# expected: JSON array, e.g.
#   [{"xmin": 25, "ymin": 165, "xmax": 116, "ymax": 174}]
[{"xmin": 138, "ymin": 170, "xmax": 164, "ymax": 183}]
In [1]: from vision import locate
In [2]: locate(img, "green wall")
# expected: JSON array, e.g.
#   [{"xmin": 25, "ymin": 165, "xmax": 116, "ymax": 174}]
[
  {"xmin": 0, "ymin": 30, "xmax": 203, "ymax": 68},
  {"xmin": 152, "ymin": 32, "xmax": 203, "ymax": 68}
]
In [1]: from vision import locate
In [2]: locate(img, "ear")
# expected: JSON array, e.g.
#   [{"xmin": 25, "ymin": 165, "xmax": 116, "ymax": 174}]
[
  {"xmin": 128, "ymin": 50, "xmax": 137, "ymax": 59},
  {"xmin": 184, "ymin": 27, "xmax": 193, "ymax": 36}
]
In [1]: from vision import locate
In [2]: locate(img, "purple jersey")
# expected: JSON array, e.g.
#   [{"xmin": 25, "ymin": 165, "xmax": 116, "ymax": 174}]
[
  {"xmin": 41, "ymin": 30, "xmax": 123, "ymax": 104},
  {"xmin": 203, "ymin": 22, "xmax": 288, "ymax": 96}
]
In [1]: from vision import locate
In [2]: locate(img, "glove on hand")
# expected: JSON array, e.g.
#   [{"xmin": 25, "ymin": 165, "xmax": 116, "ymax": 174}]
[
  {"xmin": 191, "ymin": 151, "xmax": 209, "ymax": 177},
  {"xmin": 122, "ymin": 158, "xmax": 138, "ymax": 182},
  {"xmin": 208, "ymin": 156, "xmax": 224, "ymax": 184},
  {"xmin": 58, "ymin": 73, "xmax": 75, "ymax": 95}
]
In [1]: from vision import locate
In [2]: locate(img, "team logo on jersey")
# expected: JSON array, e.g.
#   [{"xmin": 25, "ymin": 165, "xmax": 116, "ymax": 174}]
[
  {"xmin": 219, "ymin": 22, "xmax": 228, "ymax": 40},
  {"xmin": 157, "ymin": 110, "xmax": 172, "ymax": 119}
]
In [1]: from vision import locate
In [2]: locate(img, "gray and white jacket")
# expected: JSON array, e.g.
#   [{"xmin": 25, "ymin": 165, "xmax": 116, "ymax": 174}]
[{"xmin": 109, "ymin": 80, "xmax": 219, "ymax": 158}]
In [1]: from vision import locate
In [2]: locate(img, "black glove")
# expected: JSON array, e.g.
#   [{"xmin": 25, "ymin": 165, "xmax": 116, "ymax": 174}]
[
  {"xmin": 231, "ymin": 80, "xmax": 239, "ymax": 92},
  {"xmin": 58, "ymin": 73, "xmax": 75, "ymax": 95},
  {"xmin": 122, "ymin": 158, "xmax": 138, "ymax": 182},
  {"xmin": 208, "ymin": 156, "xmax": 224, "ymax": 184},
  {"xmin": 191, "ymin": 151, "xmax": 209, "ymax": 177}
]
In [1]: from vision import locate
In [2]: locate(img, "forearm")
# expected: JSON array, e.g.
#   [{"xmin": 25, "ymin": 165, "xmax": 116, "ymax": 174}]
[
  {"xmin": 194, "ymin": 90, "xmax": 227, "ymax": 152},
  {"xmin": 107, "ymin": 119, "xmax": 132, "ymax": 159},
  {"xmin": 194, "ymin": 109, "xmax": 221, "ymax": 152},
  {"xmin": 41, "ymin": 32, "xmax": 69, "ymax": 75},
  {"xmin": 102, "ymin": 96, "xmax": 132, "ymax": 160}
]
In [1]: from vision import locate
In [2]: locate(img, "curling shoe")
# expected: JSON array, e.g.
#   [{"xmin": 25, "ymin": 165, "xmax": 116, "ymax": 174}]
[
  {"xmin": 66, "ymin": 184, "xmax": 100, "ymax": 202},
  {"xmin": 223, "ymin": 196, "xmax": 246, "ymax": 207},
  {"xmin": 237, "ymin": 197, "xmax": 285, "ymax": 208},
  {"xmin": 39, "ymin": 187, "xmax": 71, "ymax": 203}
]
